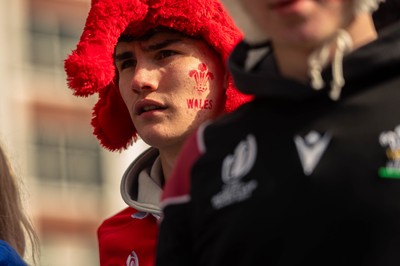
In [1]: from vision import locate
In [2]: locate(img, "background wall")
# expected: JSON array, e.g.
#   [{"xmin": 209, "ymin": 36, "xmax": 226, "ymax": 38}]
[{"xmin": 0, "ymin": 0, "xmax": 148, "ymax": 265}]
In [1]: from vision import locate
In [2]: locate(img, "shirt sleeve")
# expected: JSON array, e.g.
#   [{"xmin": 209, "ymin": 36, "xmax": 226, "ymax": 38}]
[{"xmin": 0, "ymin": 240, "xmax": 28, "ymax": 266}]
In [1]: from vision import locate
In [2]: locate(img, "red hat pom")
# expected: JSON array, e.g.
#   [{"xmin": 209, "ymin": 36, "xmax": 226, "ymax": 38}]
[
  {"xmin": 64, "ymin": 0, "xmax": 147, "ymax": 96},
  {"xmin": 92, "ymin": 82, "xmax": 137, "ymax": 151}
]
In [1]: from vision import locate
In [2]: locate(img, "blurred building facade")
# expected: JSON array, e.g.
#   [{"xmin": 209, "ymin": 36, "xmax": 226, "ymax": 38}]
[
  {"xmin": 0, "ymin": 0, "xmax": 148, "ymax": 265},
  {"xmin": 0, "ymin": 0, "xmax": 252, "ymax": 265}
]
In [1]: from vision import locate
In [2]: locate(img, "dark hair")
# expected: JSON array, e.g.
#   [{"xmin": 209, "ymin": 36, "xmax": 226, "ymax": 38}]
[
  {"xmin": 373, "ymin": 0, "xmax": 400, "ymax": 30},
  {"xmin": 118, "ymin": 26, "xmax": 199, "ymax": 43}
]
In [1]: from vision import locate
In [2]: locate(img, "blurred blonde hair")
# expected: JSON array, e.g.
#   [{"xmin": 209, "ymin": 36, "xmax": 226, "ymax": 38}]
[{"xmin": 0, "ymin": 144, "xmax": 39, "ymax": 265}]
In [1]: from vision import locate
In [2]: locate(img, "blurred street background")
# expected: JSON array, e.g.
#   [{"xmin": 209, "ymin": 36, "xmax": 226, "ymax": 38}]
[
  {"xmin": 0, "ymin": 0, "xmax": 256, "ymax": 265},
  {"xmin": 0, "ymin": 0, "xmax": 149, "ymax": 265}
]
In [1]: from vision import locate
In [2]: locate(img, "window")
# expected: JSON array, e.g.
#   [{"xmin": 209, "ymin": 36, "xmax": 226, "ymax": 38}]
[
  {"xmin": 27, "ymin": 0, "xmax": 88, "ymax": 69},
  {"xmin": 32, "ymin": 103, "xmax": 103, "ymax": 186}
]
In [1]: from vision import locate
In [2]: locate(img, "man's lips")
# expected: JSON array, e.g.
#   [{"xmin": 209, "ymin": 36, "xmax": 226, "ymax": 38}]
[{"xmin": 134, "ymin": 99, "xmax": 166, "ymax": 115}]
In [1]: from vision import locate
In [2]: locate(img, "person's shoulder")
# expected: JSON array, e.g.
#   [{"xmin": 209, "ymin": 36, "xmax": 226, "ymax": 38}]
[
  {"xmin": 373, "ymin": 0, "xmax": 400, "ymax": 30},
  {"xmin": 98, "ymin": 206, "xmax": 154, "ymax": 237},
  {"xmin": 0, "ymin": 240, "xmax": 27, "ymax": 266},
  {"xmin": 206, "ymin": 101, "xmax": 255, "ymax": 132}
]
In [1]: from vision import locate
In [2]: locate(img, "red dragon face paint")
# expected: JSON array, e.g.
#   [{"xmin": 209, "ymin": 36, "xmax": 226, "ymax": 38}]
[{"xmin": 189, "ymin": 63, "xmax": 215, "ymax": 94}]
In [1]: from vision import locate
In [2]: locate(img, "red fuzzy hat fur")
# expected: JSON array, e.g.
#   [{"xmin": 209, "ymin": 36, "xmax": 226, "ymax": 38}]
[{"xmin": 65, "ymin": 0, "xmax": 252, "ymax": 151}]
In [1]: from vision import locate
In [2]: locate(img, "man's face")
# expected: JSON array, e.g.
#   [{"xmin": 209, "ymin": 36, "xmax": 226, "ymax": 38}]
[
  {"xmin": 114, "ymin": 31, "xmax": 226, "ymax": 150},
  {"xmin": 239, "ymin": 0, "xmax": 354, "ymax": 50}
]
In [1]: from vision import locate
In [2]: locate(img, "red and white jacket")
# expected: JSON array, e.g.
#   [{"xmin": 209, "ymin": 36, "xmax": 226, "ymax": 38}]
[{"xmin": 98, "ymin": 148, "xmax": 161, "ymax": 266}]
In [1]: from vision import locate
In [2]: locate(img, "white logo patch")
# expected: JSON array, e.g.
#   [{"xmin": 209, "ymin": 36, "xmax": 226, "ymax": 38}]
[
  {"xmin": 294, "ymin": 131, "xmax": 331, "ymax": 176},
  {"xmin": 131, "ymin": 211, "xmax": 148, "ymax": 219},
  {"xmin": 211, "ymin": 134, "xmax": 258, "ymax": 209},
  {"xmin": 379, "ymin": 125, "xmax": 400, "ymax": 178},
  {"xmin": 126, "ymin": 250, "xmax": 139, "ymax": 266}
]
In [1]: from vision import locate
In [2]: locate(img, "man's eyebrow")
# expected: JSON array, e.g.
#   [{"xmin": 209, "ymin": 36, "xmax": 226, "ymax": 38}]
[
  {"xmin": 115, "ymin": 51, "xmax": 133, "ymax": 63},
  {"xmin": 114, "ymin": 37, "xmax": 184, "ymax": 63},
  {"xmin": 143, "ymin": 38, "xmax": 183, "ymax": 52}
]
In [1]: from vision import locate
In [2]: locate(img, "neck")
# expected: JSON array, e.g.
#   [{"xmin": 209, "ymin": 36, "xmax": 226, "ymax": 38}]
[
  {"xmin": 273, "ymin": 13, "xmax": 378, "ymax": 83},
  {"xmin": 158, "ymin": 145, "xmax": 182, "ymax": 183}
]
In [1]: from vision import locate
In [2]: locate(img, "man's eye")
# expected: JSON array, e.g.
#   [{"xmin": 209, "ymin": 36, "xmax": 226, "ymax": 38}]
[
  {"xmin": 156, "ymin": 50, "xmax": 177, "ymax": 60},
  {"xmin": 119, "ymin": 60, "xmax": 136, "ymax": 70}
]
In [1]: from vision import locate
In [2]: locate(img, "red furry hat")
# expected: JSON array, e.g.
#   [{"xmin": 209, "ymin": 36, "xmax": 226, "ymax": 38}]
[{"xmin": 65, "ymin": 0, "xmax": 252, "ymax": 151}]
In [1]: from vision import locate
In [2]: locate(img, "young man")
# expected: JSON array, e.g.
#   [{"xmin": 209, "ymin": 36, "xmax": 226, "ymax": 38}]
[
  {"xmin": 64, "ymin": 0, "xmax": 251, "ymax": 265},
  {"xmin": 157, "ymin": 0, "xmax": 400, "ymax": 265}
]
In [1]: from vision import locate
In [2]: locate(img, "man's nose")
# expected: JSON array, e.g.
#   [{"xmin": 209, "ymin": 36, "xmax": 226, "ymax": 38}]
[{"xmin": 131, "ymin": 66, "xmax": 158, "ymax": 92}]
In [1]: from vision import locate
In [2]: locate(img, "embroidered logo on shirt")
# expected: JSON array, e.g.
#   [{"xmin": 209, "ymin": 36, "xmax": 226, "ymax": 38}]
[
  {"xmin": 379, "ymin": 125, "xmax": 400, "ymax": 179},
  {"xmin": 126, "ymin": 250, "xmax": 139, "ymax": 266},
  {"xmin": 131, "ymin": 211, "xmax": 148, "ymax": 219},
  {"xmin": 294, "ymin": 131, "xmax": 331, "ymax": 176},
  {"xmin": 211, "ymin": 134, "xmax": 258, "ymax": 209}
]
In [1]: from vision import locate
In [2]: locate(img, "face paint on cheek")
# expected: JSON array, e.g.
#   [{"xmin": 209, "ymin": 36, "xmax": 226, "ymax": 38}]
[
  {"xmin": 186, "ymin": 99, "xmax": 213, "ymax": 110},
  {"xmin": 188, "ymin": 63, "xmax": 215, "ymax": 94},
  {"xmin": 186, "ymin": 63, "xmax": 215, "ymax": 110}
]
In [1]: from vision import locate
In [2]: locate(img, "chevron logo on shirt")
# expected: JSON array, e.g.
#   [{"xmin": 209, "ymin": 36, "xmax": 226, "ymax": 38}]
[{"xmin": 294, "ymin": 131, "xmax": 331, "ymax": 176}]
